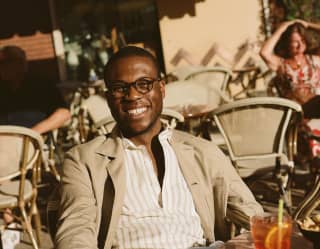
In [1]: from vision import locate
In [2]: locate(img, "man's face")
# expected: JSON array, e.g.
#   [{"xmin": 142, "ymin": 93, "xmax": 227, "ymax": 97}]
[{"xmin": 105, "ymin": 55, "xmax": 165, "ymax": 137}]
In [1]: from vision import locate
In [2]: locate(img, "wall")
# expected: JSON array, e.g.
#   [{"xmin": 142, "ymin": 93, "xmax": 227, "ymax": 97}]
[
  {"xmin": 0, "ymin": 0, "xmax": 59, "ymax": 82},
  {"xmin": 157, "ymin": 0, "xmax": 263, "ymax": 73}
]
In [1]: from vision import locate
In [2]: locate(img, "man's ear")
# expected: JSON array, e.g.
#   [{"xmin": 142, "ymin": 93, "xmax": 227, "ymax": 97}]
[
  {"xmin": 159, "ymin": 79, "xmax": 165, "ymax": 99},
  {"xmin": 105, "ymin": 91, "xmax": 112, "ymax": 107}
]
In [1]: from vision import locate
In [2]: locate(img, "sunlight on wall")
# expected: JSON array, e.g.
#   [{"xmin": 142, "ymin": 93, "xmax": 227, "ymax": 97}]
[{"xmin": 158, "ymin": 0, "xmax": 263, "ymax": 72}]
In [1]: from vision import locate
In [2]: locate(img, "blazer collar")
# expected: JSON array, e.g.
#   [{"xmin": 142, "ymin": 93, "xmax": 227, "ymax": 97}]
[
  {"xmin": 171, "ymin": 132, "xmax": 214, "ymax": 241},
  {"xmin": 95, "ymin": 126, "xmax": 122, "ymax": 158}
]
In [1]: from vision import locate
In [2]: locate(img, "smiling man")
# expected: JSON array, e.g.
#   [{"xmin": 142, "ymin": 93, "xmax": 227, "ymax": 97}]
[{"xmin": 55, "ymin": 46, "xmax": 263, "ymax": 249}]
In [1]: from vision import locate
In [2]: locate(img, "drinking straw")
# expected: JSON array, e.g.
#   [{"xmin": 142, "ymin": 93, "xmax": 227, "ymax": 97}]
[{"xmin": 278, "ymin": 198, "xmax": 284, "ymax": 225}]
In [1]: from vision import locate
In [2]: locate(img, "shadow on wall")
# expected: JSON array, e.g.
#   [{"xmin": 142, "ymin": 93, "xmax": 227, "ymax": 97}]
[{"xmin": 156, "ymin": 0, "xmax": 205, "ymax": 19}]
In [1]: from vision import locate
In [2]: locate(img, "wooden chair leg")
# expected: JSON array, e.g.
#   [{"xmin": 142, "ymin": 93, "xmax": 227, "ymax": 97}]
[
  {"xmin": 20, "ymin": 207, "xmax": 39, "ymax": 249},
  {"xmin": 33, "ymin": 211, "xmax": 42, "ymax": 246},
  {"xmin": 29, "ymin": 194, "xmax": 42, "ymax": 246}
]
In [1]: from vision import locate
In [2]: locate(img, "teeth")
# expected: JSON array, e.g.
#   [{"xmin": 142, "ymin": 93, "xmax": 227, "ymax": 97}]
[{"xmin": 127, "ymin": 107, "xmax": 147, "ymax": 115}]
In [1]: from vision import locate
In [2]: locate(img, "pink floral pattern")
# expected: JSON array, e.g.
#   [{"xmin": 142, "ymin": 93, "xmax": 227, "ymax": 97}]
[{"xmin": 281, "ymin": 55, "xmax": 320, "ymax": 92}]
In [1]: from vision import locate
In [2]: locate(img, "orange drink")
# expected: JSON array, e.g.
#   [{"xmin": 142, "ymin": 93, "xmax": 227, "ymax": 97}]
[{"xmin": 250, "ymin": 214, "xmax": 292, "ymax": 249}]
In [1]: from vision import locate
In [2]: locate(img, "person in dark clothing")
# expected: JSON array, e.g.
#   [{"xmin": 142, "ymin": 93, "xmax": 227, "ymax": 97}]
[
  {"xmin": 0, "ymin": 45, "xmax": 71, "ymax": 225},
  {"xmin": 0, "ymin": 45, "xmax": 70, "ymax": 134}
]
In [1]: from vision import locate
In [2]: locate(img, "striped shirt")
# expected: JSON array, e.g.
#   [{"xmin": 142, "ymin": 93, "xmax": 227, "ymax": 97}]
[{"xmin": 112, "ymin": 128, "xmax": 205, "ymax": 249}]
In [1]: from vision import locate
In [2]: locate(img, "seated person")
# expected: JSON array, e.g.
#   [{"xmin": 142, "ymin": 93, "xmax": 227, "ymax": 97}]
[
  {"xmin": 0, "ymin": 45, "xmax": 71, "ymax": 225},
  {"xmin": 0, "ymin": 45, "xmax": 70, "ymax": 134},
  {"xmin": 260, "ymin": 19, "xmax": 320, "ymax": 119},
  {"xmin": 55, "ymin": 46, "xmax": 263, "ymax": 249},
  {"xmin": 260, "ymin": 19, "xmax": 320, "ymax": 162}
]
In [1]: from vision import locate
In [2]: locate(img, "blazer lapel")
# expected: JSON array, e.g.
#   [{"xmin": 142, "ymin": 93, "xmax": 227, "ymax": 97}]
[
  {"xmin": 95, "ymin": 130, "xmax": 127, "ymax": 249},
  {"xmin": 171, "ymin": 138, "xmax": 214, "ymax": 241}
]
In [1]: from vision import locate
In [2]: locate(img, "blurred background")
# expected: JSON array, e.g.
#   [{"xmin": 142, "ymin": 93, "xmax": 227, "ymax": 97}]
[{"xmin": 2, "ymin": 0, "xmax": 320, "ymax": 83}]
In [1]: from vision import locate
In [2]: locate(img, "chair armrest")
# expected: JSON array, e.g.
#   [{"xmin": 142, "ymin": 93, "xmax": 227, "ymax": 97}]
[
  {"xmin": 226, "ymin": 208, "xmax": 250, "ymax": 231},
  {"xmin": 293, "ymin": 176, "xmax": 320, "ymax": 220}
]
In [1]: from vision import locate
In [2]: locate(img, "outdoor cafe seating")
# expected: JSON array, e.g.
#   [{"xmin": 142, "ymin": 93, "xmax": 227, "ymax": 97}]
[
  {"xmin": 164, "ymin": 66, "xmax": 233, "ymax": 144},
  {"xmin": 0, "ymin": 126, "xmax": 44, "ymax": 249},
  {"xmin": 211, "ymin": 97, "xmax": 302, "ymax": 214},
  {"xmin": 2, "ymin": 66, "xmax": 320, "ymax": 248}
]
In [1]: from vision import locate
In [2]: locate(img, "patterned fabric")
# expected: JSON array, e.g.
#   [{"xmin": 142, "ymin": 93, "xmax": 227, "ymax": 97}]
[
  {"xmin": 278, "ymin": 55, "xmax": 320, "ymax": 157},
  {"xmin": 278, "ymin": 55, "xmax": 320, "ymax": 102},
  {"xmin": 113, "ymin": 128, "xmax": 205, "ymax": 249}
]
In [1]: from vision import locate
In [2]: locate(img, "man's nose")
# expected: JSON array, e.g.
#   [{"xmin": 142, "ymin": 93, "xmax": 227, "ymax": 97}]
[{"xmin": 125, "ymin": 85, "xmax": 142, "ymax": 100}]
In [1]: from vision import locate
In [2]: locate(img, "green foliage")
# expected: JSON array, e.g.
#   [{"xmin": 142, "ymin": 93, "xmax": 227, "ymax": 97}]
[
  {"xmin": 282, "ymin": 0, "xmax": 320, "ymax": 21},
  {"xmin": 277, "ymin": 0, "xmax": 320, "ymax": 49}
]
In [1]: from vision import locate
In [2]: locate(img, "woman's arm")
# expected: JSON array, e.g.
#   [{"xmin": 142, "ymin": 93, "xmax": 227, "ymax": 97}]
[
  {"xmin": 260, "ymin": 20, "xmax": 295, "ymax": 71},
  {"xmin": 297, "ymin": 19, "xmax": 320, "ymax": 31},
  {"xmin": 31, "ymin": 108, "xmax": 71, "ymax": 134}
]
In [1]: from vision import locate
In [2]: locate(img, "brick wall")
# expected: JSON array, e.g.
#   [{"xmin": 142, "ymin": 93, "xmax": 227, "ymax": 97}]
[{"xmin": 0, "ymin": 32, "xmax": 55, "ymax": 61}]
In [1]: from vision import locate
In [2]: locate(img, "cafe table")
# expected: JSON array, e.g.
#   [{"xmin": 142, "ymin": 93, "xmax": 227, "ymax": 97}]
[
  {"xmin": 222, "ymin": 224, "xmax": 313, "ymax": 249},
  {"xmin": 172, "ymin": 104, "xmax": 215, "ymax": 138}
]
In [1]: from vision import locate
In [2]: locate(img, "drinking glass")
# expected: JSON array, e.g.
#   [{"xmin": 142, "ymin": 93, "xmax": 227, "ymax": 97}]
[{"xmin": 250, "ymin": 213, "xmax": 292, "ymax": 249}]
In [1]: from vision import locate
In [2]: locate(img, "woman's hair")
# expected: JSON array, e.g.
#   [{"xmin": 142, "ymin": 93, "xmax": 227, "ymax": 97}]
[{"xmin": 275, "ymin": 22, "xmax": 312, "ymax": 58}]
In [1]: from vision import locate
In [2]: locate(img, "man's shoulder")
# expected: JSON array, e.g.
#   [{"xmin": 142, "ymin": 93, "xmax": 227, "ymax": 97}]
[
  {"xmin": 172, "ymin": 129, "xmax": 219, "ymax": 149},
  {"xmin": 171, "ymin": 129, "xmax": 228, "ymax": 163},
  {"xmin": 66, "ymin": 135, "xmax": 111, "ymax": 158}
]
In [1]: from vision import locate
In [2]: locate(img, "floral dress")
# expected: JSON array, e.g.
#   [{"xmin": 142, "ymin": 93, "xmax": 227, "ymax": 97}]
[
  {"xmin": 278, "ymin": 55, "xmax": 320, "ymax": 157},
  {"xmin": 277, "ymin": 54, "xmax": 320, "ymax": 104}
]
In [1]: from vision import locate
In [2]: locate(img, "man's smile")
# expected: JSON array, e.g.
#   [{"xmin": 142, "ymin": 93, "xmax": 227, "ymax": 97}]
[{"xmin": 126, "ymin": 106, "xmax": 148, "ymax": 117}]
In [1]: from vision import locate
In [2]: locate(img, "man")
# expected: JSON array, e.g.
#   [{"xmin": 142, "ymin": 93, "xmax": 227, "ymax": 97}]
[
  {"xmin": 0, "ymin": 45, "xmax": 70, "ymax": 134},
  {"xmin": 55, "ymin": 46, "xmax": 263, "ymax": 249}
]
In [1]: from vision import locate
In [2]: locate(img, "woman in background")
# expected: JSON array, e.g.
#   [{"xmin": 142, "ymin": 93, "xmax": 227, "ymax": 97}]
[{"xmin": 260, "ymin": 19, "xmax": 320, "ymax": 119}]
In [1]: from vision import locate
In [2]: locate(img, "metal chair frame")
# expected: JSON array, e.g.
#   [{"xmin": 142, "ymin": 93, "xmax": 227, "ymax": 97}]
[
  {"xmin": 293, "ymin": 175, "xmax": 320, "ymax": 220},
  {"xmin": 212, "ymin": 97, "xmax": 302, "ymax": 213},
  {"xmin": 0, "ymin": 125, "xmax": 44, "ymax": 249},
  {"xmin": 184, "ymin": 66, "xmax": 233, "ymax": 103}
]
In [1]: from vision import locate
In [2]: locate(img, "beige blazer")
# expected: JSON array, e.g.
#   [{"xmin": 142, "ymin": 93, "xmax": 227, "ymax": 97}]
[{"xmin": 55, "ymin": 128, "xmax": 263, "ymax": 249}]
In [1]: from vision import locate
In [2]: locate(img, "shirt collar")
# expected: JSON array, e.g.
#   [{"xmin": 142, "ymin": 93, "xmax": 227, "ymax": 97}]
[{"xmin": 121, "ymin": 123, "xmax": 173, "ymax": 150}]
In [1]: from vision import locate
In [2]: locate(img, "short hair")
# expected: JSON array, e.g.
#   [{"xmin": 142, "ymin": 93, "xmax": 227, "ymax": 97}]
[
  {"xmin": 103, "ymin": 46, "xmax": 160, "ymax": 85},
  {"xmin": 0, "ymin": 45, "xmax": 26, "ymax": 63}
]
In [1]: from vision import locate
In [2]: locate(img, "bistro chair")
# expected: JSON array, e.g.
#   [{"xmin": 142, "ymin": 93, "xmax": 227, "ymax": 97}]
[
  {"xmin": 211, "ymin": 97, "xmax": 302, "ymax": 213},
  {"xmin": 164, "ymin": 76, "xmax": 231, "ymax": 138},
  {"xmin": 161, "ymin": 108, "xmax": 185, "ymax": 129},
  {"xmin": 184, "ymin": 67, "xmax": 233, "ymax": 145},
  {"xmin": 184, "ymin": 66, "xmax": 233, "ymax": 96},
  {"xmin": 79, "ymin": 94, "xmax": 115, "ymax": 142},
  {"xmin": 0, "ymin": 125, "xmax": 44, "ymax": 249}
]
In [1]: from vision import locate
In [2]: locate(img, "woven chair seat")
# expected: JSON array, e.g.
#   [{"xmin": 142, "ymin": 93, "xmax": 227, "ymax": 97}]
[{"xmin": 0, "ymin": 180, "xmax": 33, "ymax": 208}]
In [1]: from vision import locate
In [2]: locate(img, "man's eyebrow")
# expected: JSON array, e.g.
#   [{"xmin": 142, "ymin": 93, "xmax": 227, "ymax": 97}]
[{"xmin": 107, "ymin": 81, "xmax": 127, "ymax": 87}]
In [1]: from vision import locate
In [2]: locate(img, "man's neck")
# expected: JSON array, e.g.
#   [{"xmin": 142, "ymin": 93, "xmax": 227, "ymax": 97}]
[
  {"xmin": 124, "ymin": 121, "xmax": 162, "ymax": 148},
  {"xmin": 122, "ymin": 120, "xmax": 164, "ymax": 181}
]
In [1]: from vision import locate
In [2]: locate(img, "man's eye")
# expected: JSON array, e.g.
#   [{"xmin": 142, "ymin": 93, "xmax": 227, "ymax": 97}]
[
  {"xmin": 112, "ymin": 85, "xmax": 126, "ymax": 92},
  {"xmin": 136, "ymin": 80, "xmax": 152, "ymax": 88}
]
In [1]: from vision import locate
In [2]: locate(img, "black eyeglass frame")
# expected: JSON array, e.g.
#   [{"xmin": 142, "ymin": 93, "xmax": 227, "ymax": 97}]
[{"xmin": 105, "ymin": 77, "xmax": 161, "ymax": 98}]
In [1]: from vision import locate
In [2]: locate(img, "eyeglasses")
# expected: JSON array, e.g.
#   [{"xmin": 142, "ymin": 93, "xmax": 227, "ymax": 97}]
[{"xmin": 106, "ymin": 77, "xmax": 160, "ymax": 98}]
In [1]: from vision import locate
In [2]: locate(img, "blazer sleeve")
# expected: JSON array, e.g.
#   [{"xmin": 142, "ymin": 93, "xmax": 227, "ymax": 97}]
[
  {"xmin": 216, "ymin": 146, "xmax": 263, "ymax": 217},
  {"xmin": 210, "ymin": 144, "xmax": 264, "ymax": 227},
  {"xmin": 55, "ymin": 148, "xmax": 99, "ymax": 249}
]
